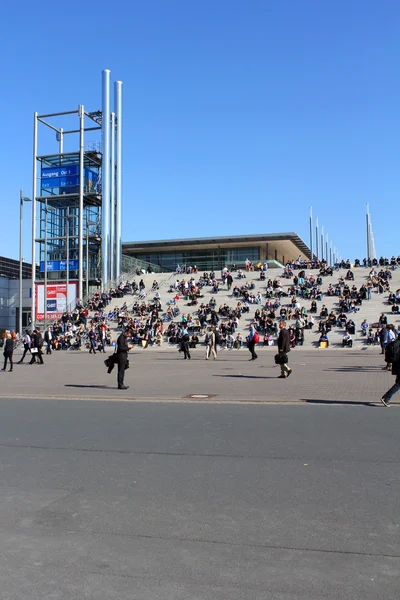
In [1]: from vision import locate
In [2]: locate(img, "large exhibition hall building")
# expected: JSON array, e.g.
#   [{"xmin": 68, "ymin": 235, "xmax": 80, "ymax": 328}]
[{"xmin": 122, "ymin": 232, "xmax": 310, "ymax": 272}]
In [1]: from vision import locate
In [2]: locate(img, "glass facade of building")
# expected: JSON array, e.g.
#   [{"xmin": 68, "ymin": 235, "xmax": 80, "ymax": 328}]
[{"xmin": 133, "ymin": 246, "xmax": 261, "ymax": 272}]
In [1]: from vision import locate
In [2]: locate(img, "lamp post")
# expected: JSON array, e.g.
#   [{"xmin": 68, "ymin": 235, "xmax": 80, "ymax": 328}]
[{"xmin": 19, "ymin": 190, "xmax": 32, "ymax": 335}]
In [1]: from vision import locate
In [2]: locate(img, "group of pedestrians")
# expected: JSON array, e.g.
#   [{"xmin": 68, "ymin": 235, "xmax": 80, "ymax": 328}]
[
  {"xmin": 18, "ymin": 329, "xmax": 45, "ymax": 365},
  {"xmin": 1, "ymin": 328, "xmax": 45, "ymax": 372}
]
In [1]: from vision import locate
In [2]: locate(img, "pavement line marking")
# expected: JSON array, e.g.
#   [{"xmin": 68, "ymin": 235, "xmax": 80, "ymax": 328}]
[{"xmin": 0, "ymin": 394, "xmax": 388, "ymax": 406}]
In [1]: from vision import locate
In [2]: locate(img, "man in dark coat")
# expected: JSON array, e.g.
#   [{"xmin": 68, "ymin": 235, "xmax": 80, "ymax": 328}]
[
  {"xmin": 44, "ymin": 325, "xmax": 53, "ymax": 355},
  {"xmin": 115, "ymin": 329, "xmax": 132, "ymax": 390},
  {"xmin": 381, "ymin": 337, "xmax": 400, "ymax": 406},
  {"xmin": 277, "ymin": 321, "xmax": 292, "ymax": 378},
  {"xmin": 29, "ymin": 329, "xmax": 44, "ymax": 365}
]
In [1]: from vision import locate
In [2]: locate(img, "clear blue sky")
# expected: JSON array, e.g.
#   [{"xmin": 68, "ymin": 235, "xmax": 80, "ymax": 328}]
[{"xmin": 1, "ymin": 0, "xmax": 399, "ymax": 263}]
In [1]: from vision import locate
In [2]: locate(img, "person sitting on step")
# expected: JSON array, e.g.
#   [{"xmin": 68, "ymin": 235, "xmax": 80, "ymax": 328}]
[{"xmin": 342, "ymin": 331, "xmax": 353, "ymax": 347}]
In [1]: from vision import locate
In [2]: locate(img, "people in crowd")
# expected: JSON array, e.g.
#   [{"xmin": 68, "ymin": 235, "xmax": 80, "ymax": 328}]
[
  {"xmin": 15, "ymin": 255, "xmax": 399, "ymax": 362},
  {"xmin": 1, "ymin": 331, "xmax": 14, "ymax": 372},
  {"xmin": 342, "ymin": 332, "xmax": 353, "ymax": 348}
]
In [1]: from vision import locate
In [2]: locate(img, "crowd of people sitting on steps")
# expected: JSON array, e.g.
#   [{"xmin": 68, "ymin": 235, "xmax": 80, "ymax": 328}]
[{"xmin": 4, "ymin": 254, "xmax": 399, "ymax": 358}]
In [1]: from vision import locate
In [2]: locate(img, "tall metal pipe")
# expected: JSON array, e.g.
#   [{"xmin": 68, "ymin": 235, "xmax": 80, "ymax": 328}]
[
  {"xmin": 86, "ymin": 215, "xmax": 89, "ymax": 299},
  {"xmin": 330, "ymin": 241, "xmax": 333, "ymax": 267},
  {"xmin": 366, "ymin": 203, "xmax": 370, "ymax": 261},
  {"xmin": 66, "ymin": 216, "xmax": 69, "ymax": 308},
  {"xmin": 325, "ymin": 233, "xmax": 329, "ymax": 266},
  {"xmin": 102, "ymin": 70, "xmax": 111, "ymax": 289},
  {"xmin": 315, "ymin": 217, "xmax": 319, "ymax": 260},
  {"xmin": 78, "ymin": 104, "xmax": 85, "ymax": 300},
  {"xmin": 115, "ymin": 80, "xmax": 123, "ymax": 279},
  {"xmin": 309, "ymin": 206, "xmax": 313, "ymax": 261},
  {"xmin": 31, "ymin": 112, "xmax": 38, "ymax": 328},
  {"xmin": 110, "ymin": 111, "xmax": 116, "ymax": 282},
  {"xmin": 19, "ymin": 191, "xmax": 24, "ymax": 335},
  {"xmin": 44, "ymin": 200, "xmax": 48, "ymax": 321},
  {"xmin": 321, "ymin": 226, "xmax": 324, "ymax": 261}
]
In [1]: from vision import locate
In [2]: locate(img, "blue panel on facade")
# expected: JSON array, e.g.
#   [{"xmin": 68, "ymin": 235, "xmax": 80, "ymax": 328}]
[
  {"xmin": 47, "ymin": 299, "xmax": 57, "ymax": 311},
  {"xmin": 42, "ymin": 165, "xmax": 79, "ymax": 178},
  {"xmin": 42, "ymin": 177, "xmax": 60, "ymax": 189},
  {"xmin": 59, "ymin": 176, "xmax": 79, "ymax": 187},
  {"xmin": 40, "ymin": 260, "xmax": 79, "ymax": 272}
]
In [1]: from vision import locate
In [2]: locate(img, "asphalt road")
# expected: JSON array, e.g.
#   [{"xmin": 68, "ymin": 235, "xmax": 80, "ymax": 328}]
[{"xmin": 0, "ymin": 398, "xmax": 399, "ymax": 599}]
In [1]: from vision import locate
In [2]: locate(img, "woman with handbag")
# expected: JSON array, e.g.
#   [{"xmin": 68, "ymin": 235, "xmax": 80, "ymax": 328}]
[
  {"xmin": 276, "ymin": 321, "xmax": 292, "ymax": 378},
  {"xmin": 1, "ymin": 331, "xmax": 14, "ymax": 372},
  {"xmin": 29, "ymin": 329, "xmax": 44, "ymax": 365}
]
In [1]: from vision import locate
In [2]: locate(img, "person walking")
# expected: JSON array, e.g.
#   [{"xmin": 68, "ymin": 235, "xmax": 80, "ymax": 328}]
[
  {"xmin": 1, "ymin": 332, "xmax": 14, "ymax": 372},
  {"xmin": 379, "ymin": 324, "xmax": 388, "ymax": 355},
  {"xmin": 383, "ymin": 325, "xmax": 396, "ymax": 370},
  {"xmin": 97, "ymin": 324, "xmax": 107, "ymax": 353},
  {"xmin": 381, "ymin": 336, "xmax": 400, "ymax": 406},
  {"xmin": 88, "ymin": 327, "xmax": 97, "ymax": 354},
  {"xmin": 44, "ymin": 325, "xmax": 53, "ymax": 355},
  {"xmin": 29, "ymin": 329, "xmax": 44, "ymax": 365},
  {"xmin": 205, "ymin": 326, "xmax": 217, "ymax": 360},
  {"xmin": 295, "ymin": 315, "xmax": 305, "ymax": 346},
  {"xmin": 277, "ymin": 321, "xmax": 292, "ymax": 378},
  {"xmin": 180, "ymin": 327, "xmax": 191, "ymax": 360},
  {"xmin": 248, "ymin": 323, "xmax": 258, "ymax": 361},
  {"xmin": 17, "ymin": 330, "xmax": 31, "ymax": 364},
  {"xmin": 115, "ymin": 328, "xmax": 132, "ymax": 390}
]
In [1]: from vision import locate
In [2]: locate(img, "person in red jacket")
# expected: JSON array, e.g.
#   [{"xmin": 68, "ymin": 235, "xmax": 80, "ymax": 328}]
[{"xmin": 277, "ymin": 321, "xmax": 292, "ymax": 379}]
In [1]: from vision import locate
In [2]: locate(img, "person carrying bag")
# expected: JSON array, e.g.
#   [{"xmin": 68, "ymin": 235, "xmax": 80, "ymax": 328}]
[{"xmin": 276, "ymin": 321, "xmax": 292, "ymax": 379}]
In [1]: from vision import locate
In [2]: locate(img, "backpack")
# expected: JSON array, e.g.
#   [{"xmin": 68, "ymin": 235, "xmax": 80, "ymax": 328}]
[{"xmin": 253, "ymin": 331, "xmax": 260, "ymax": 343}]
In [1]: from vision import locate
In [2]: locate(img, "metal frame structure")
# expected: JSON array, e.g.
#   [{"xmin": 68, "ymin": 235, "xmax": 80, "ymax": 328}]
[{"xmin": 31, "ymin": 70, "xmax": 123, "ymax": 326}]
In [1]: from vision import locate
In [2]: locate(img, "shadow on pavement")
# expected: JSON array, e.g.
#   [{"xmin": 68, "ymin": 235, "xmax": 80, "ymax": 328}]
[
  {"xmin": 213, "ymin": 374, "xmax": 276, "ymax": 380},
  {"xmin": 64, "ymin": 384, "xmax": 114, "ymax": 389},
  {"xmin": 301, "ymin": 399, "xmax": 377, "ymax": 407},
  {"xmin": 323, "ymin": 366, "xmax": 385, "ymax": 372}
]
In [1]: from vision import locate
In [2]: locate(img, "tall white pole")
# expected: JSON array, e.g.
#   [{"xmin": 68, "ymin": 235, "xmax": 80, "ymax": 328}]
[
  {"xmin": 115, "ymin": 80, "xmax": 123, "ymax": 279},
  {"xmin": 66, "ymin": 216, "xmax": 69, "ymax": 309},
  {"xmin": 102, "ymin": 70, "xmax": 111, "ymax": 289},
  {"xmin": 315, "ymin": 217, "xmax": 319, "ymax": 260},
  {"xmin": 110, "ymin": 111, "xmax": 115, "ymax": 282},
  {"xmin": 309, "ymin": 206, "xmax": 313, "ymax": 261},
  {"xmin": 325, "ymin": 233, "xmax": 329, "ymax": 266},
  {"xmin": 19, "ymin": 190, "xmax": 23, "ymax": 335},
  {"xmin": 78, "ymin": 105, "xmax": 84, "ymax": 301},
  {"xmin": 44, "ymin": 199, "xmax": 48, "ymax": 321},
  {"xmin": 31, "ymin": 113, "xmax": 38, "ymax": 329},
  {"xmin": 86, "ymin": 215, "xmax": 89, "ymax": 299},
  {"xmin": 321, "ymin": 225, "xmax": 324, "ymax": 261}
]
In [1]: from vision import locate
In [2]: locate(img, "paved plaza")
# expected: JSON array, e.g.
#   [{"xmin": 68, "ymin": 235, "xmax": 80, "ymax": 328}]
[
  {"xmin": 1, "ymin": 345, "xmax": 398, "ymax": 405},
  {"xmin": 0, "ymin": 347, "xmax": 399, "ymax": 599}
]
